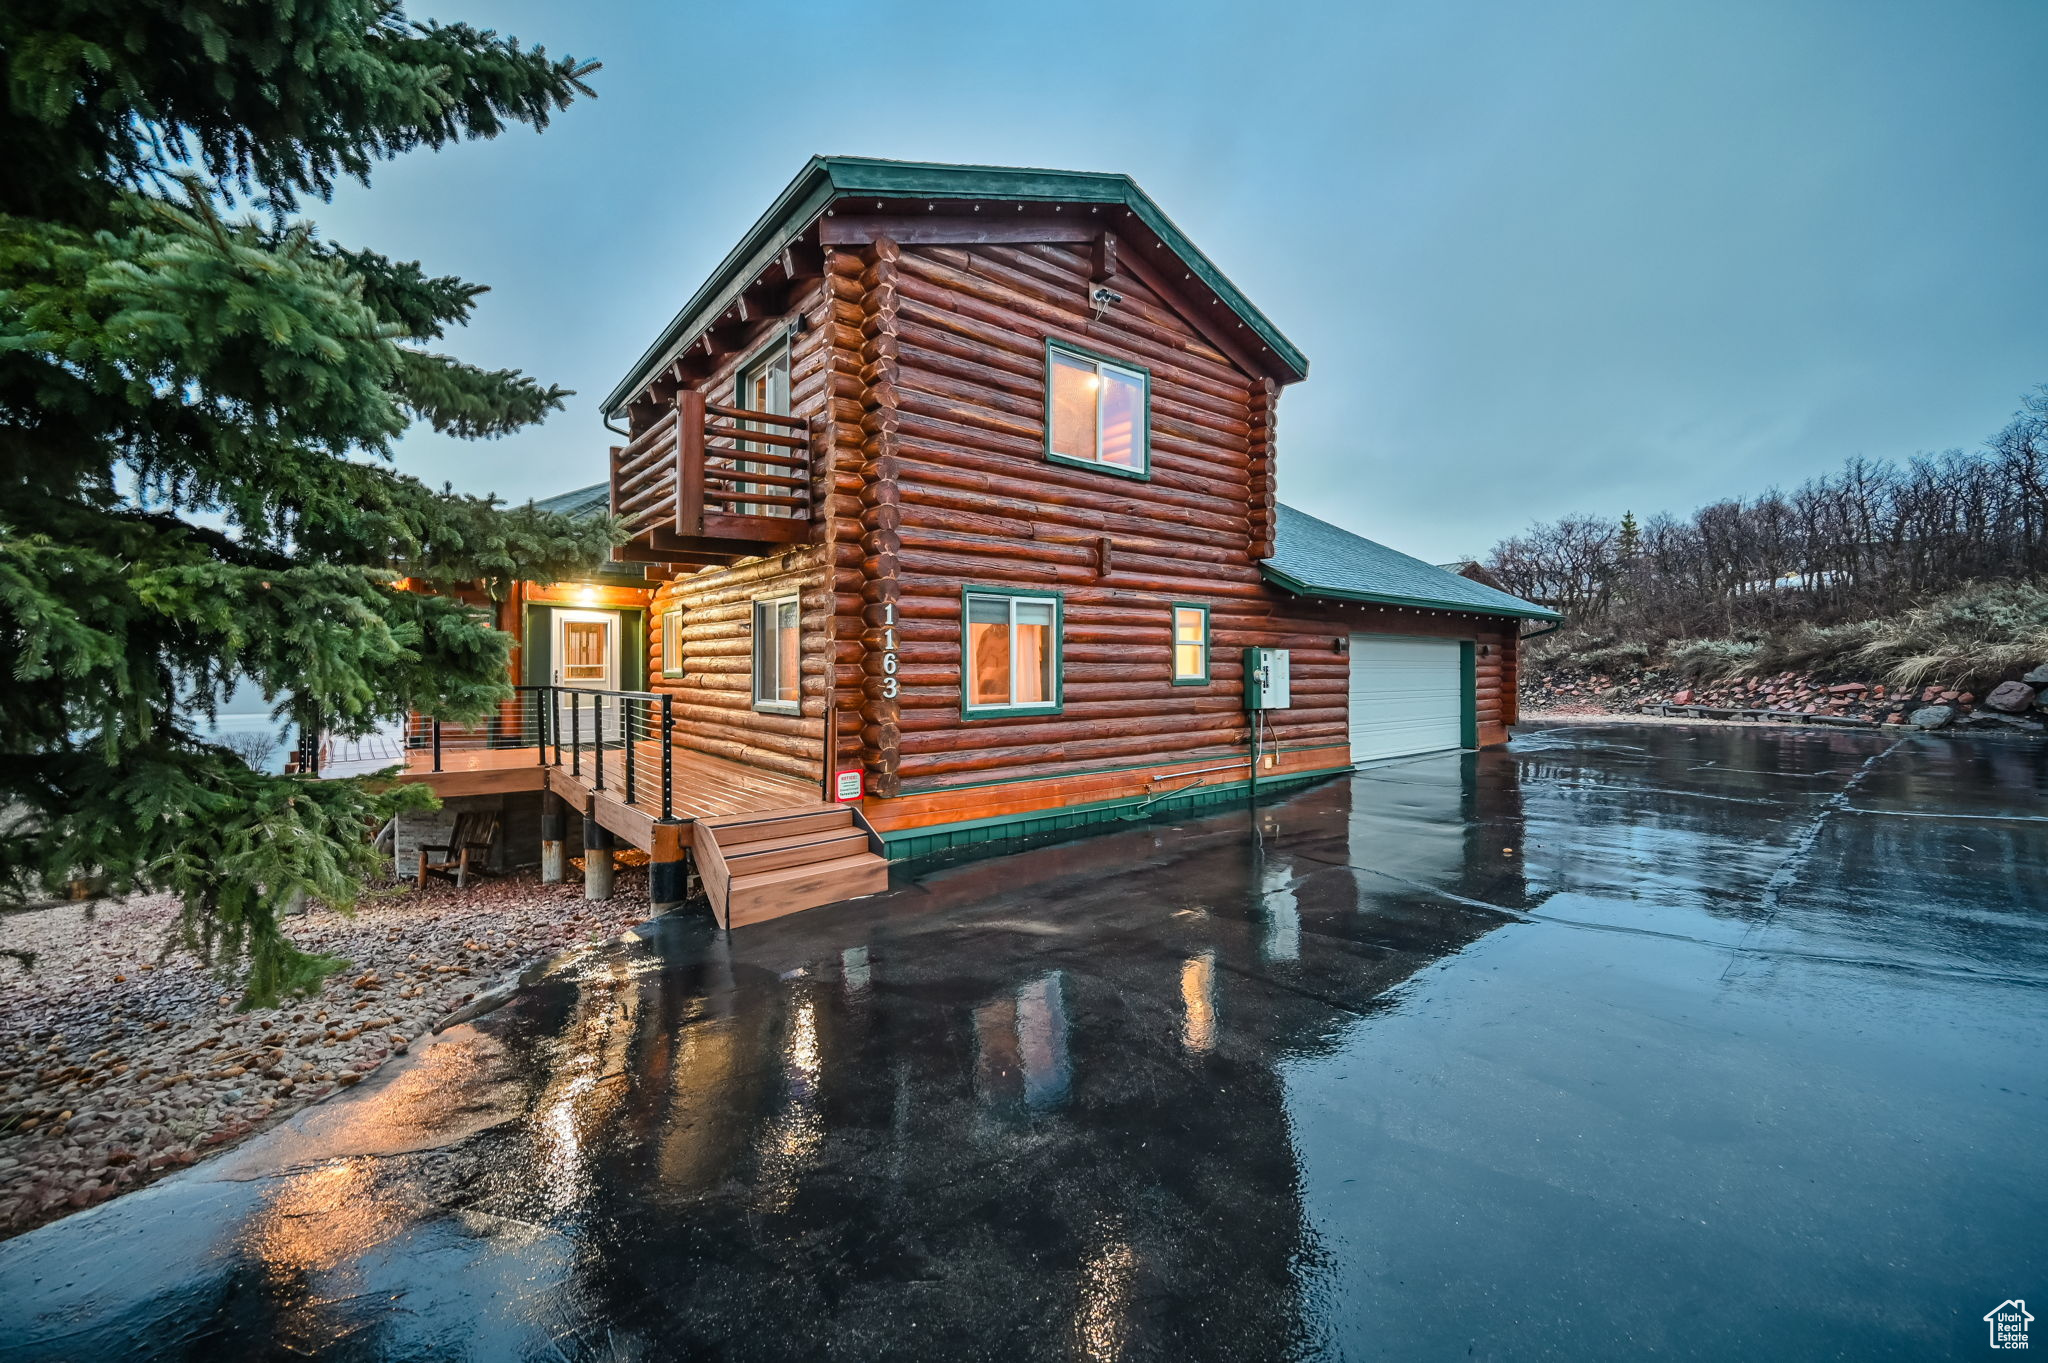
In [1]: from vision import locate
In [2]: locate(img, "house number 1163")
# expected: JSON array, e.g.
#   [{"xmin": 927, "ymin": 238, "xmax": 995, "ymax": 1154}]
[{"xmin": 878, "ymin": 602, "xmax": 899, "ymax": 699}]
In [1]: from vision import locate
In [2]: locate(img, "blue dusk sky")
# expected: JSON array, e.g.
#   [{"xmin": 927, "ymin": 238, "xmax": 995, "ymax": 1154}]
[{"xmin": 315, "ymin": 0, "xmax": 2048, "ymax": 564}]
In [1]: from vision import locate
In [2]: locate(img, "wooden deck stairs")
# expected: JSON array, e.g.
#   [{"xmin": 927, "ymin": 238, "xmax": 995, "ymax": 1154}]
[{"xmin": 694, "ymin": 804, "xmax": 891, "ymax": 928}]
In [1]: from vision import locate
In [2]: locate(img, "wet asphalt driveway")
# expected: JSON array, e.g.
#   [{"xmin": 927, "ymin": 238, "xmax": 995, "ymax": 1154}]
[{"xmin": 1, "ymin": 723, "xmax": 2044, "ymax": 1362}]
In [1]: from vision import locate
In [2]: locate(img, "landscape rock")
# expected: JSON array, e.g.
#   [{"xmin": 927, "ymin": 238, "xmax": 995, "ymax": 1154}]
[
  {"xmin": 1983, "ymin": 681, "xmax": 2038, "ymax": 714},
  {"xmin": 2022, "ymin": 664, "xmax": 2048, "ymax": 688},
  {"xmin": 0, "ymin": 871, "xmax": 660, "ymax": 1242},
  {"xmin": 1908, "ymin": 706, "xmax": 1956, "ymax": 730},
  {"xmin": 1958, "ymin": 711, "xmax": 2046, "ymax": 734}
]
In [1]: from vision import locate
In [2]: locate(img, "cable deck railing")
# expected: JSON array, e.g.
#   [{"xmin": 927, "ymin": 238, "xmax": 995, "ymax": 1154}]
[{"xmin": 304, "ymin": 685, "xmax": 685, "ymax": 821}]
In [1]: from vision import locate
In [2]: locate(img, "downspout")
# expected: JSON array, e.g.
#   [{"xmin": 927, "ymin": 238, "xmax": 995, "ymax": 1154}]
[{"xmin": 1519, "ymin": 619, "xmax": 1564, "ymax": 642}]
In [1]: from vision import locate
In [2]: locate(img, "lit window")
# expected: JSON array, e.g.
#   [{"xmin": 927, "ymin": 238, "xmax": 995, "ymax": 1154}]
[
  {"xmin": 963, "ymin": 589, "xmax": 1061, "ymax": 716},
  {"xmin": 660, "ymin": 606, "xmax": 685, "ymax": 677},
  {"xmin": 1045, "ymin": 343, "xmax": 1148, "ymax": 477},
  {"xmin": 752, "ymin": 595, "xmax": 800, "ymax": 712},
  {"xmin": 1171, "ymin": 605, "xmax": 1209, "ymax": 683}
]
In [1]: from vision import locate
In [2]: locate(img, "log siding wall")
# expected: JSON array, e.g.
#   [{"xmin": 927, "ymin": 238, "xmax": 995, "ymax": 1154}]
[
  {"xmin": 869, "ymin": 237, "xmax": 1342, "ymax": 791},
  {"xmin": 627, "ymin": 220, "xmax": 1525, "ymax": 807}
]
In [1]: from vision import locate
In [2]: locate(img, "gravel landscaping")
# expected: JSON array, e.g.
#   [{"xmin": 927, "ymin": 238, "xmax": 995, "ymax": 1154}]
[{"xmin": 0, "ymin": 870, "xmax": 658, "ymax": 1240}]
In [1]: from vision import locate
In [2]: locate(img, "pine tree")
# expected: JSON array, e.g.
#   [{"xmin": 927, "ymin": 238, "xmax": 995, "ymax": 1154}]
[
  {"xmin": 1616, "ymin": 510, "xmax": 1642, "ymax": 562},
  {"xmin": 1, "ymin": 1, "xmax": 616, "ymax": 1000}
]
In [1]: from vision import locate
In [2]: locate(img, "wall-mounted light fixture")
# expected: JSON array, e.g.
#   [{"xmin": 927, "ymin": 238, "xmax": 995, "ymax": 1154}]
[{"xmin": 1333, "ymin": 636, "xmax": 1348, "ymax": 655}]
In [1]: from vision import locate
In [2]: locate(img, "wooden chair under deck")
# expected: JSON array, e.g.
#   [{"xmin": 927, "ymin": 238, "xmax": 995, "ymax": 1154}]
[{"xmin": 416, "ymin": 810, "xmax": 501, "ymax": 890}]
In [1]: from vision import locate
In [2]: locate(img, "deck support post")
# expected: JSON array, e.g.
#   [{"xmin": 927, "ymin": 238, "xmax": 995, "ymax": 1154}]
[
  {"xmin": 583, "ymin": 818, "xmax": 615, "ymax": 901},
  {"xmin": 539, "ymin": 792, "xmax": 566, "ymax": 884},
  {"xmin": 649, "ymin": 828, "xmax": 687, "ymax": 913}
]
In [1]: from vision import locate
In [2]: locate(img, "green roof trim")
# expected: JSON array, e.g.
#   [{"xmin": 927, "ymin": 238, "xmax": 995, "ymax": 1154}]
[
  {"xmin": 1263, "ymin": 504, "xmax": 1561, "ymax": 621},
  {"xmin": 602, "ymin": 155, "xmax": 1308, "ymax": 415}
]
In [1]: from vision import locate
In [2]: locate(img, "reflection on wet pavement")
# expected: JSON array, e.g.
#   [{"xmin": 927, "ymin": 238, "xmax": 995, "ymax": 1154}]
[{"xmin": 1, "ymin": 725, "xmax": 2043, "ymax": 1362}]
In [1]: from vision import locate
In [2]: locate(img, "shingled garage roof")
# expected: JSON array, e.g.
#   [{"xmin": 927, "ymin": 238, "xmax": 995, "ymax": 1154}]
[
  {"xmin": 601, "ymin": 155, "xmax": 1309, "ymax": 417},
  {"xmin": 1264, "ymin": 505, "xmax": 1560, "ymax": 621}
]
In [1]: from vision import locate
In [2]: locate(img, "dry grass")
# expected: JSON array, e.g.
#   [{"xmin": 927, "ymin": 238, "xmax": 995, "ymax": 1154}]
[{"xmin": 1531, "ymin": 581, "xmax": 2048, "ymax": 691}]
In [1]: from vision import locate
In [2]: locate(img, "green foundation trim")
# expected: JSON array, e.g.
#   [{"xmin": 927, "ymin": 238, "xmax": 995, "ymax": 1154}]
[
  {"xmin": 894, "ymin": 742, "xmax": 1351, "ymax": 797},
  {"xmin": 881, "ymin": 764, "xmax": 1348, "ymax": 862}
]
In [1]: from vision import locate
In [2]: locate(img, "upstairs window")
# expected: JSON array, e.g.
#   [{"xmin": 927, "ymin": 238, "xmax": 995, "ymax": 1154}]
[
  {"xmin": 963, "ymin": 588, "xmax": 1062, "ymax": 717},
  {"xmin": 1171, "ymin": 604, "xmax": 1210, "ymax": 684},
  {"xmin": 660, "ymin": 606, "xmax": 685, "ymax": 677},
  {"xmin": 1045, "ymin": 341, "xmax": 1149, "ymax": 478},
  {"xmin": 752, "ymin": 595, "xmax": 800, "ymax": 713}
]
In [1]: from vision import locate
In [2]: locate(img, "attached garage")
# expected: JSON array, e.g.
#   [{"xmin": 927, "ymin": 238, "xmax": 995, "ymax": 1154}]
[
  {"xmin": 1260, "ymin": 505, "xmax": 1561, "ymax": 759},
  {"xmin": 1348, "ymin": 634, "xmax": 1466, "ymax": 763}
]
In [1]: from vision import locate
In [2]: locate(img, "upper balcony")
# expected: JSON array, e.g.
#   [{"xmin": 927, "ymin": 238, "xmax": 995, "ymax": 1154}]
[{"xmin": 608, "ymin": 390, "xmax": 814, "ymax": 566}]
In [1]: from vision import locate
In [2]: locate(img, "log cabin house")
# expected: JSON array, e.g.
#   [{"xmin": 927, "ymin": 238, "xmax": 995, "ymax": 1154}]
[{"xmin": 395, "ymin": 157, "xmax": 1556, "ymax": 927}]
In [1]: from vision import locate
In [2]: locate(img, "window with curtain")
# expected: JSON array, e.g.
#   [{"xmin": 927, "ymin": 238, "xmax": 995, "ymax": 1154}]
[
  {"xmin": 752, "ymin": 595, "xmax": 800, "ymax": 712},
  {"xmin": 963, "ymin": 590, "xmax": 1061, "ymax": 716},
  {"xmin": 1045, "ymin": 342, "xmax": 1149, "ymax": 476},
  {"xmin": 1171, "ymin": 604, "xmax": 1209, "ymax": 683},
  {"xmin": 661, "ymin": 607, "xmax": 685, "ymax": 677}
]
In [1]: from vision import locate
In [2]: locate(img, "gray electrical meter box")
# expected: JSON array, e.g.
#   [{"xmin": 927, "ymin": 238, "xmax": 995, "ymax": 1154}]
[{"xmin": 1243, "ymin": 647, "xmax": 1291, "ymax": 710}]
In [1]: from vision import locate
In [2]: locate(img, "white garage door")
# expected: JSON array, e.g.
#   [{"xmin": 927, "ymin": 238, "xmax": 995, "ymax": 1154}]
[{"xmin": 1348, "ymin": 635, "xmax": 1465, "ymax": 763}]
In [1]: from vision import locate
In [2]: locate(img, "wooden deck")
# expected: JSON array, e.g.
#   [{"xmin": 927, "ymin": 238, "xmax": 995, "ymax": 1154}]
[
  {"xmin": 395, "ymin": 741, "xmax": 888, "ymax": 924},
  {"xmin": 397, "ymin": 742, "xmax": 822, "ymax": 848}
]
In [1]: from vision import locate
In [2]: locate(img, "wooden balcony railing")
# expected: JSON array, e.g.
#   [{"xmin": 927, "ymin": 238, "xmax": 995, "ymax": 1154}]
[{"xmin": 609, "ymin": 391, "xmax": 813, "ymax": 560}]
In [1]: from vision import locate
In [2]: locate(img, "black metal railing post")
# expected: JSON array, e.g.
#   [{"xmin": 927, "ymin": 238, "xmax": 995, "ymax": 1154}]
[
  {"xmin": 432, "ymin": 718, "xmax": 442, "ymax": 773},
  {"xmin": 570, "ymin": 695, "xmax": 581, "ymax": 777},
  {"xmin": 594, "ymin": 694, "xmax": 605, "ymax": 793},
  {"xmin": 623, "ymin": 696, "xmax": 637, "ymax": 805},
  {"xmin": 661, "ymin": 694, "xmax": 674, "ymax": 821}
]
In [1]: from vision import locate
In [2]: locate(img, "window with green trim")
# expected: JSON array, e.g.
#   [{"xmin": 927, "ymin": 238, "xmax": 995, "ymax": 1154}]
[
  {"xmin": 1171, "ymin": 604, "xmax": 1209, "ymax": 683},
  {"xmin": 963, "ymin": 588, "xmax": 1062, "ymax": 716},
  {"xmin": 752, "ymin": 595, "xmax": 800, "ymax": 713},
  {"xmin": 1045, "ymin": 341, "xmax": 1149, "ymax": 477},
  {"xmin": 660, "ymin": 606, "xmax": 685, "ymax": 677}
]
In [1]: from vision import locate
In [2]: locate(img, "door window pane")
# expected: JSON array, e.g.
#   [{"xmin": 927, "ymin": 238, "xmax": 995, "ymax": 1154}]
[
  {"xmin": 736, "ymin": 341, "xmax": 792, "ymax": 513},
  {"xmin": 562, "ymin": 621, "xmax": 608, "ymax": 680}
]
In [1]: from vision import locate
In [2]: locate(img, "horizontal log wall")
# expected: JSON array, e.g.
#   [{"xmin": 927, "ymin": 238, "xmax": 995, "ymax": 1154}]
[
  {"xmin": 624, "ymin": 221, "xmax": 1527, "ymax": 801},
  {"xmin": 867, "ymin": 236, "xmax": 1345, "ymax": 791}
]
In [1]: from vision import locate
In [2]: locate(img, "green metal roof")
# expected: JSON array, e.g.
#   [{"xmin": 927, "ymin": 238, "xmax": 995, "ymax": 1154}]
[
  {"xmin": 529, "ymin": 481, "xmax": 611, "ymax": 519},
  {"xmin": 527, "ymin": 482, "xmax": 643, "ymax": 584},
  {"xmin": 1264, "ymin": 505, "xmax": 1560, "ymax": 621},
  {"xmin": 602, "ymin": 155, "xmax": 1309, "ymax": 415}
]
